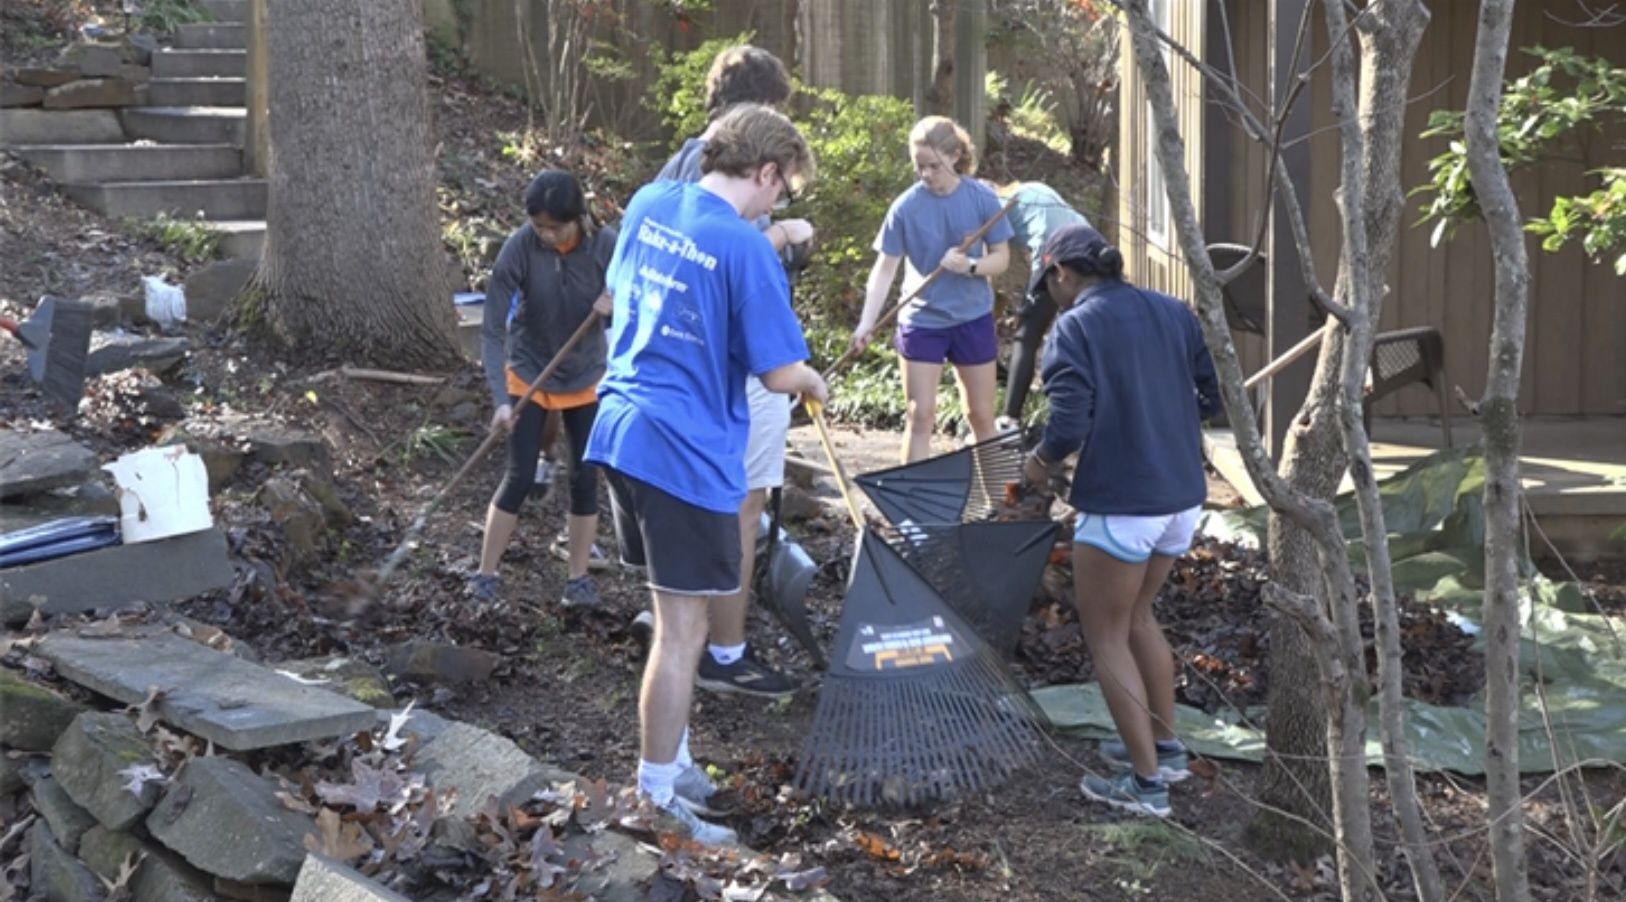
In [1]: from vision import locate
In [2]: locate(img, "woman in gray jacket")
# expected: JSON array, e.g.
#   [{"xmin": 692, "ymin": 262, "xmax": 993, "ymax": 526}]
[{"xmin": 469, "ymin": 171, "xmax": 615, "ymax": 607}]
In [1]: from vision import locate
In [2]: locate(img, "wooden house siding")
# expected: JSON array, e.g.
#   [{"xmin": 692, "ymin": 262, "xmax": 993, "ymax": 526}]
[{"xmin": 1119, "ymin": 0, "xmax": 1626, "ymax": 416}]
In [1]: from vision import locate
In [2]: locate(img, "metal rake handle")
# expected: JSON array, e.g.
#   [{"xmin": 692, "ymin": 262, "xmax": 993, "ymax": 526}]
[{"xmin": 803, "ymin": 399, "xmax": 864, "ymax": 531}]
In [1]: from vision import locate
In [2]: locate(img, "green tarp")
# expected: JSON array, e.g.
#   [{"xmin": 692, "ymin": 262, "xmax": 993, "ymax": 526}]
[{"xmin": 1033, "ymin": 446, "xmax": 1626, "ymax": 774}]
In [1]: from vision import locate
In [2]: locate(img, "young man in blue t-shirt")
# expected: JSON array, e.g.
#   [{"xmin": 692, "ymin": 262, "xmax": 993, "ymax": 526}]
[
  {"xmin": 586, "ymin": 104, "xmax": 826, "ymax": 845},
  {"xmin": 651, "ymin": 44, "xmax": 813, "ymax": 700}
]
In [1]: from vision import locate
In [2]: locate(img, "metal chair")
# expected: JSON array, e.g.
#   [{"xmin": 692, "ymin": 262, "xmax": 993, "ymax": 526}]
[{"xmin": 1207, "ymin": 244, "xmax": 1452, "ymax": 447}]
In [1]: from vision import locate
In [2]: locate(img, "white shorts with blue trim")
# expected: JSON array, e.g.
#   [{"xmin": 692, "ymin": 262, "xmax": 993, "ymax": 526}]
[{"xmin": 1073, "ymin": 506, "xmax": 1202, "ymax": 563}]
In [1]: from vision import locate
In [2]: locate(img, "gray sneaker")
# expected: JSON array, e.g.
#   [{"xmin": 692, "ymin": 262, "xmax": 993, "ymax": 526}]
[
  {"xmin": 1099, "ymin": 738, "xmax": 1190, "ymax": 782},
  {"xmin": 560, "ymin": 576, "xmax": 600, "ymax": 608},
  {"xmin": 1080, "ymin": 772, "xmax": 1171, "ymax": 818},
  {"xmin": 467, "ymin": 573, "xmax": 501, "ymax": 601},
  {"xmin": 673, "ymin": 765, "xmax": 739, "ymax": 818},
  {"xmin": 653, "ymin": 795, "xmax": 737, "ymax": 846}
]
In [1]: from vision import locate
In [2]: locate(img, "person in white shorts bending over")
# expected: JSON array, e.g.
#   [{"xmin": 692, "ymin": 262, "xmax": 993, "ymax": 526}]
[
  {"xmin": 649, "ymin": 45, "xmax": 812, "ymax": 698},
  {"xmin": 1020, "ymin": 224, "xmax": 1220, "ymax": 819}
]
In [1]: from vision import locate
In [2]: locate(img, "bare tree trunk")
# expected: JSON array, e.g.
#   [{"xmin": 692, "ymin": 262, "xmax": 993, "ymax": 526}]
[
  {"xmin": 1121, "ymin": 0, "xmax": 1375, "ymax": 887},
  {"xmin": 250, "ymin": 0, "xmax": 459, "ymax": 368},
  {"xmin": 1464, "ymin": 1, "xmax": 1533, "ymax": 899},
  {"xmin": 925, "ymin": 0, "xmax": 955, "ymax": 116},
  {"xmin": 1321, "ymin": 1, "xmax": 1443, "ymax": 898}
]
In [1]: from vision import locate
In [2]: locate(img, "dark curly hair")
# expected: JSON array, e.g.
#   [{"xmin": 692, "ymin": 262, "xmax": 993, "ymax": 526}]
[{"xmin": 704, "ymin": 45, "xmax": 792, "ymax": 118}]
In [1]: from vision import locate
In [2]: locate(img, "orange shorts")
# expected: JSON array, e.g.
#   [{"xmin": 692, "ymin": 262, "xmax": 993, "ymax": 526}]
[{"xmin": 505, "ymin": 367, "xmax": 597, "ymax": 410}]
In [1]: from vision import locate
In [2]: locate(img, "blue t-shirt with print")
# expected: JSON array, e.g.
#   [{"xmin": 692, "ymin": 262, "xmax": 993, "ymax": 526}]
[
  {"xmin": 874, "ymin": 178, "xmax": 1015, "ymax": 329},
  {"xmin": 586, "ymin": 180, "xmax": 809, "ymax": 513}
]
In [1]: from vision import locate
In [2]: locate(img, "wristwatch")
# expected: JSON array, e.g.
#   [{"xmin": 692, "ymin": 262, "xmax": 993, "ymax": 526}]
[{"xmin": 968, "ymin": 257, "xmax": 979, "ymax": 276}]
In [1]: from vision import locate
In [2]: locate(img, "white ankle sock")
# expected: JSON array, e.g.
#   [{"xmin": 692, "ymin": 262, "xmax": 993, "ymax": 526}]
[
  {"xmin": 708, "ymin": 643, "xmax": 746, "ymax": 666},
  {"xmin": 638, "ymin": 758, "xmax": 682, "ymax": 806},
  {"xmin": 676, "ymin": 729, "xmax": 693, "ymax": 769}
]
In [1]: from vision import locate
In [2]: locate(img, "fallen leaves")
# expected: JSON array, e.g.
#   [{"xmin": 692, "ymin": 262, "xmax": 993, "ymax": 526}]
[
  {"xmin": 304, "ymin": 808, "xmax": 376, "ymax": 861},
  {"xmin": 315, "ymin": 759, "xmax": 422, "ymax": 815},
  {"xmin": 117, "ymin": 763, "xmax": 166, "ymax": 797},
  {"xmin": 124, "ymin": 685, "xmax": 168, "ymax": 734}
]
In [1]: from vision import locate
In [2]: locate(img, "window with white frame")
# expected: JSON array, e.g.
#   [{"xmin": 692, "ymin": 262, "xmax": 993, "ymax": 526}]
[{"xmin": 1144, "ymin": 0, "xmax": 1171, "ymax": 249}]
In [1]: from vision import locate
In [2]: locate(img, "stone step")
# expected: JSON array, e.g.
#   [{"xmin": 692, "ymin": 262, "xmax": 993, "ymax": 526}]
[
  {"xmin": 201, "ymin": 0, "xmax": 249, "ymax": 22},
  {"xmin": 120, "ymin": 106, "xmax": 243, "ymax": 144},
  {"xmin": 146, "ymin": 76, "xmax": 245, "ymax": 107},
  {"xmin": 172, "ymin": 23, "xmax": 246, "ymax": 49},
  {"xmin": 211, "ymin": 219, "xmax": 265, "ymax": 259},
  {"xmin": 64, "ymin": 177, "xmax": 266, "ymax": 220},
  {"xmin": 1, "ymin": 529, "xmax": 235, "ymax": 625},
  {"xmin": 10, "ymin": 143, "xmax": 242, "ymax": 184},
  {"xmin": 151, "ymin": 49, "xmax": 244, "ymax": 78},
  {"xmin": 0, "ymin": 109, "xmax": 124, "ymax": 145},
  {"xmin": 35, "ymin": 630, "xmax": 378, "ymax": 750}
]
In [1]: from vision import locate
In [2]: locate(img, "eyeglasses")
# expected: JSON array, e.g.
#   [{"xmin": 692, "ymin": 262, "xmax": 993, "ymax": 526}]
[{"xmin": 772, "ymin": 168, "xmax": 796, "ymax": 211}]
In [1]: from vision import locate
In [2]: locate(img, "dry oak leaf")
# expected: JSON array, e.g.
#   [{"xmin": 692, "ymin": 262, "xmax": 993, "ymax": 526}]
[{"xmin": 304, "ymin": 808, "xmax": 375, "ymax": 861}]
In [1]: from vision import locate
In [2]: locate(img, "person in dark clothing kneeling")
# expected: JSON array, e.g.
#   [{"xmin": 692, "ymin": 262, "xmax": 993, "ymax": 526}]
[{"xmin": 1021, "ymin": 224, "xmax": 1221, "ymax": 819}]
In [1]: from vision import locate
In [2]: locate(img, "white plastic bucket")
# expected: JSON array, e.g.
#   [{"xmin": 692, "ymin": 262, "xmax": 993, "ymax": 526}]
[{"xmin": 102, "ymin": 446, "xmax": 213, "ymax": 544}]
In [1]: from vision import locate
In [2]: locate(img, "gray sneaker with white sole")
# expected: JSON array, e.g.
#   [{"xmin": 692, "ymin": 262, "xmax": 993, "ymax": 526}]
[{"xmin": 1099, "ymin": 738, "xmax": 1191, "ymax": 782}]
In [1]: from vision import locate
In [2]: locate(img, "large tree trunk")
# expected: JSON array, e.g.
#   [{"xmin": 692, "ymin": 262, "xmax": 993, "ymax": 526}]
[
  {"xmin": 1247, "ymin": 392, "xmax": 1343, "ymax": 865},
  {"xmin": 1464, "ymin": 1, "xmax": 1533, "ymax": 899},
  {"xmin": 248, "ymin": 0, "xmax": 459, "ymax": 368},
  {"xmin": 924, "ymin": 0, "xmax": 955, "ymax": 116}
]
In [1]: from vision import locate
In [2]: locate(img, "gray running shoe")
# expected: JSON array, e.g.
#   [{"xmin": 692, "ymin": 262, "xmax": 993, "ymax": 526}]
[
  {"xmin": 560, "ymin": 575, "xmax": 600, "ymax": 608},
  {"xmin": 1080, "ymin": 772, "xmax": 1171, "ymax": 818},
  {"xmin": 673, "ymin": 765, "xmax": 739, "ymax": 817},
  {"xmin": 467, "ymin": 573, "xmax": 501, "ymax": 601},
  {"xmin": 1099, "ymin": 738, "xmax": 1191, "ymax": 782},
  {"xmin": 653, "ymin": 794, "xmax": 737, "ymax": 846}
]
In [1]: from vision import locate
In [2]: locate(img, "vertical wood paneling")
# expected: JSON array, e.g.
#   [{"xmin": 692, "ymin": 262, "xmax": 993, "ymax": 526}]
[
  {"xmin": 1276, "ymin": 1, "xmax": 1625, "ymax": 416},
  {"xmin": 1119, "ymin": 0, "xmax": 1203, "ymax": 303}
]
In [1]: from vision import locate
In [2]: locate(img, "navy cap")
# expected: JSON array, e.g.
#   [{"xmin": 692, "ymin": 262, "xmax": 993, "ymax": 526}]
[{"xmin": 1026, "ymin": 224, "xmax": 1113, "ymax": 300}]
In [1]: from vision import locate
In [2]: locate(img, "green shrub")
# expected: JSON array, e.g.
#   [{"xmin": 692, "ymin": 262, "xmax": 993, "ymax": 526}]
[
  {"xmin": 140, "ymin": 0, "xmax": 210, "ymax": 33},
  {"xmin": 645, "ymin": 33, "xmax": 752, "ymax": 147},
  {"xmin": 647, "ymin": 40, "xmax": 934, "ymax": 428},
  {"xmin": 128, "ymin": 212, "xmax": 221, "ymax": 263}
]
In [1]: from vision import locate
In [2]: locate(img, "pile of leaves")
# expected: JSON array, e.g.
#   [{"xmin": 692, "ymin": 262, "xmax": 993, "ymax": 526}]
[{"xmin": 1015, "ymin": 536, "xmax": 1486, "ymax": 714}]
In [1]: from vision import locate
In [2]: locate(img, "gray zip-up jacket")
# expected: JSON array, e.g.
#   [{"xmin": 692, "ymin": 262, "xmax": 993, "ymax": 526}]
[{"xmin": 480, "ymin": 223, "xmax": 617, "ymax": 409}]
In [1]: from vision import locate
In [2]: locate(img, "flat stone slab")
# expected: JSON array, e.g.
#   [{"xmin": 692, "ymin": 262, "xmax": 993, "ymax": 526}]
[
  {"xmin": 146, "ymin": 755, "xmax": 315, "ymax": 885},
  {"xmin": 80, "ymin": 825, "xmax": 219, "ymax": 902},
  {"xmin": 52, "ymin": 711, "xmax": 161, "ymax": 830},
  {"xmin": 291, "ymin": 853, "xmax": 411, "ymax": 901},
  {"xmin": 35, "ymin": 630, "xmax": 377, "ymax": 750},
  {"xmin": 30, "ymin": 821, "xmax": 105, "ymax": 902},
  {"xmin": 28, "ymin": 772, "xmax": 98, "ymax": 854},
  {"xmin": 0, "ymin": 526, "xmax": 235, "ymax": 625},
  {"xmin": 412, "ymin": 721, "xmax": 576, "ymax": 818},
  {"xmin": 0, "ymin": 667, "xmax": 87, "ymax": 750},
  {"xmin": 0, "ymin": 429, "xmax": 98, "ymax": 500}
]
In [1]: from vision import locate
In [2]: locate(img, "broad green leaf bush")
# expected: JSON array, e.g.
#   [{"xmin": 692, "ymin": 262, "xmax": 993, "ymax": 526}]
[{"xmin": 1414, "ymin": 46, "xmax": 1626, "ymax": 274}]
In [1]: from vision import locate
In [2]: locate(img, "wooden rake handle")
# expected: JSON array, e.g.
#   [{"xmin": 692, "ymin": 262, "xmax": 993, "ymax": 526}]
[
  {"xmin": 803, "ymin": 399, "xmax": 864, "ymax": 531},
  {"xmin": 374, "ymin": 310, "xmax": 604, "ymax": 587},
  {"xmin": 823, "ymin": 196, "xmax": 1020, "ymax": 380}
]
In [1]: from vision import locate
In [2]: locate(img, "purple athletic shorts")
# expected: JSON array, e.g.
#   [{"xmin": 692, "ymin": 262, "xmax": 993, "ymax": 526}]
[{"xmin": 894, "ymin": 313, "xmax": 998, "ymax": 365}]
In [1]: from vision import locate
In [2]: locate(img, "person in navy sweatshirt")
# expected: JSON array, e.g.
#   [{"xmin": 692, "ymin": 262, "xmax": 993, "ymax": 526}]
[{"xmin": 1021, "ymin": 224, "xmax": 1220, "ymax": 819}]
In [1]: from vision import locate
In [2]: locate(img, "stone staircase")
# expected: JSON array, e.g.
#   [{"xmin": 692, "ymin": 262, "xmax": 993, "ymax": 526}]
[{"xmin": 0, "ymin": 0, "xmax": 263, "ymax": 259}]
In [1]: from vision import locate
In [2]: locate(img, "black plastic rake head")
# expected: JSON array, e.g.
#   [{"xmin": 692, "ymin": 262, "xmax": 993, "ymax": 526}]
[
  {"xmin": 854, "ymin": 430, "xmax": 1026, "ymax": 526},
  {"xmin": 874, "ymin": 518, "xmax": 1059, "ymax": 659},
  {"xmin": 794, "ymin": 529, "xmax": 1045, "ymax": 808}
]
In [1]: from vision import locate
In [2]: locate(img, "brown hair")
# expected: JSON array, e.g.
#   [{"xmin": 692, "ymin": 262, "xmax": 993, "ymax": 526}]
[
  {"xmin": 700, "ymin": 103, "xmax": 816, "ymax": 189},
  {"xmin": 704, "ymin": 46, "xmax": 793, "ymax": 118},
  {"xmin": 909, "ymin": 115, "xmax": 977, "ymax": 175}
]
